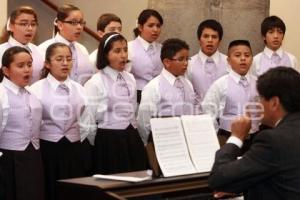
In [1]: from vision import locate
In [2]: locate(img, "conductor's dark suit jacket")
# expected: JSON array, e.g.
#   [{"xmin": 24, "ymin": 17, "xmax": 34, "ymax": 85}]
[{"xmin": 209, "ymin": 112, "xmax": 300, "ymax": 200}]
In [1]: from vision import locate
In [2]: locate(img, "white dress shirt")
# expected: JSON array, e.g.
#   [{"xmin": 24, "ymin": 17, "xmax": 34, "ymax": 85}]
[
  {"xmin": 0, "ymin": 78, "xmax": 36, "ymax": 130},
  {"xmin": 0, "ymin": 36, "xmax": 45, "ymax": 84},
  {"xmin": 39, "ymin": 33, "xmax": 94, "ymax": 84},
  {"xmin": 80, "ymin": 67, "xmax": 137, "ymax": 145},
  {"xmin": 202, "ymin": 69, "xmax": 255, "ymax": 129},
  {"xmin": 128, "ymin": 36, "xmax": 161, "ymax": 61},
  {"xmin": 128, "ymin": 36, "xmax": 163, "ymax": 90},
  {"xmin": 0, "ymin": 77, "xmax": 41, "ymax": 150},
  {"xmin": 187, "ymin": 49, "xmax": 229, "ymax": 78},
  {"xmin": 0, "ymin": 78, "xmax": 16, "ymax": 133},
  {"xmin": 137, "ymin": 68, "xmax": 195, "ymax": 144},
  {"xmin": 29, "ymin": 73, "xmax": 87, "ymax": 102},
  {"xmin": 39, "ymin": 33, "xmax": 89, "ymax": 59},
  {"xmin": 251, "ymin": 46, "xmax": 299, "ymax": 76},
  {"xmin": 89, "ymin": 49, "xmax": 98, "ymax": 70}
]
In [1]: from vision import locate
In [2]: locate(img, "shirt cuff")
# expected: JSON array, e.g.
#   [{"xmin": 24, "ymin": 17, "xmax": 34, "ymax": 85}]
[{"xmin": 227, "ymin": 136, "xmax": 243, "ymax": 148}]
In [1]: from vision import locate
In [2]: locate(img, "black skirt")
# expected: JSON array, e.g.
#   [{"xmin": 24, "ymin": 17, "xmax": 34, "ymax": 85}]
[
  {"xmin": 80, "ymin": 138, "xmax": 94, "ymax": 176},
  {"xmin": 0, "ymin": 143, "xmax": 44, "ymax": 200},
  {"xmin": 0, "ymin": 155, "xmax": 4, "ymax": 200},
  {"xmin": 93, "ymin": 124, "xmax": 147, "ymax": 174},
  {"xmin": 40, "ymin": 137, "xmax": 84, "ymax": 200},
  {"xmin": 137, "ymin": 90, "xmax": 142, "ymax": 103}
]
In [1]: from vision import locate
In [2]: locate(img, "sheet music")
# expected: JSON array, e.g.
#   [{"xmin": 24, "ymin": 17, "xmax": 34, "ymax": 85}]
[
  {"xmin": 150, "ymin": 117, "xmax": 197, "ymax": 177},
  {"xmin": 93, "ymin": 174, "xmax": 152, "ymax": 182},
  {"xmin": 181, "ymin": 115, "xmax": 220, "ymax": 172}
]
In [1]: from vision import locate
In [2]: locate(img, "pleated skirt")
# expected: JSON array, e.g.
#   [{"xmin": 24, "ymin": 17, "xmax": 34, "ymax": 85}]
[
  {"xmin": 0, "ymin": 143, "xmax": 44, "ymax": 200},
  {"xmin": 40, "ymin": 137, "xmax": 84, "ymax": 200},
  {"xmin": 93, "ymin": 124, "xmax": 147, "ymax": 174},
  {"xmin": 80, "ymin": 138, "xmax": 94, "ymax": 176}
]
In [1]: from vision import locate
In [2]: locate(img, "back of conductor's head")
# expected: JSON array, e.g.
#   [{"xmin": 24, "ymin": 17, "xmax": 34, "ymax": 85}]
[{"xmin": 257, "ymin": 67, "xmax": 300, "ymax": 113}]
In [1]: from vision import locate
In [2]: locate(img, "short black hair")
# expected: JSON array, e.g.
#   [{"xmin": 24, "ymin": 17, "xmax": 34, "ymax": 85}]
[
  {"xmin": 228, "ymin": 39, "xmax": 252, "ymax": 53},
  {"xmin": 160, "ymin": 38, "xmax": 189, "ymax": 61},
  {"xmin": 261, "ymin": 15, "xmax": 286, "ymax": 37},
  {"xmin": 257, "ymin": 67, "xmax": 300, "ymax": 112},
  {"xmin": 96, "ymin": 32, "xmax": 127, "ymax": 69},
  {"xmin": 197, "ymin": 19, "xmax": 223, "ymax": 40}
]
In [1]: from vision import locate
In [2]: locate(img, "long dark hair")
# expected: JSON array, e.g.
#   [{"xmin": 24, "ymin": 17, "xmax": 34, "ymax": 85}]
[
  {"xmin": 96, "ymin": 32, "xmax": 127, "ymax": 70},
  {"xmin": 0, "ymin": 46, "xmax": 32, "ymax": 81},
  {"xmin": 54, "ymin": 4, "xmax": 80, "ymax": 35},
  {"xmin": 40, "ymin": 42, "xmax": 72, "ymax": 79},
  {"xmin": 133, "ymin": 9, "xmax": 163, "ymax": 38}
]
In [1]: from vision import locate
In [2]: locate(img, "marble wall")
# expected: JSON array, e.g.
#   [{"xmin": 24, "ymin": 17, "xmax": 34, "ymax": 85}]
[{"xmin": 149, "ymin": 0, "xmax": 270, "ymax": 55}]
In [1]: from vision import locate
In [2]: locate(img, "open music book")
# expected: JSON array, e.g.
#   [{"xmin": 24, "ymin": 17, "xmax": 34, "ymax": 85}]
[{"xmin": 150, "ymin": 115, "xmax": 220, "ymax": 177}]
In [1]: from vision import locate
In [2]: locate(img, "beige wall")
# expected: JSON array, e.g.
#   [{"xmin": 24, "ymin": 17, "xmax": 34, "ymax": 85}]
[
  {"xmin": 3, "ymin": 0, "xmax": 300, "ymax": 62},
  {"xmin": 270, "ymin": 0, "xmax": 300, "ymax": 62},
  {"xmin": 0, "ymin": 0, "xmax": 7, "ymax": 29}
]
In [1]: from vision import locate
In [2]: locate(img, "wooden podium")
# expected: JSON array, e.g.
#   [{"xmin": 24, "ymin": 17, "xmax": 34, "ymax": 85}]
[{"xmin": 57, "ymin": 170, "xmax": 213, "ymax": 200}]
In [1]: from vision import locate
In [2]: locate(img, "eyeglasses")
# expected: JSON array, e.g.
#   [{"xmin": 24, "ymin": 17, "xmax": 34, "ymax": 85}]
[
  {"xmin": 170, "ymin": 57, "xmax": 191, "ymax": 63},
  {"xmin": 62, "ymin": 20, "xmax": 86, "ymax": 26},
  {"xmin": 14, "ymin": 22, "xmax": 38, "ymax": 28},
  {"xmin": 52, "ymin": 57, "xmax": 74, "ymax": 63}
]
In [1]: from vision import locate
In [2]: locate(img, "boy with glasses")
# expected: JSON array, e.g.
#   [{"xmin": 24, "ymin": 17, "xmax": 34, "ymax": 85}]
[{"xmin": 137, "ymin": 38, "xmax": 198, "ymax": 145}]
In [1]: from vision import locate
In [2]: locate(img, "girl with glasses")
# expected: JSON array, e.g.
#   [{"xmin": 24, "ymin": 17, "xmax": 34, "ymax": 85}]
[
  {"xmin": 30, "ymin": 43, "xmax": 87, "ymax": 200},
  {"xmin": 38, "ymin": 4, "xmax": 94, "ymax": 85},
  {"xmin": 0, "ymin": 6, "xmax": 44, "ymax": 84}
]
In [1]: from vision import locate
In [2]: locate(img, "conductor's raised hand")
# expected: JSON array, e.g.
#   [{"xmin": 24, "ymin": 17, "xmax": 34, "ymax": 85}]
[{"xmin": 231, "ymin": 113, "xmax": 251, "ymax": 141}]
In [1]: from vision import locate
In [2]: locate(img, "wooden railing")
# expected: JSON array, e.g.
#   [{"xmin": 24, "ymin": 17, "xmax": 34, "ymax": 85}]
[{"xmin": 40, "ymin": 0, "xmax": 101, "ymax": 41}]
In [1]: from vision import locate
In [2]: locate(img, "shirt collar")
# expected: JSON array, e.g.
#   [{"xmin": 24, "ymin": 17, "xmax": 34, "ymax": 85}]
[
  {"xmin": 263, "ymin": 46, "xmax": 284, "ymax": 58},
  {"xmin": 46, "ymin": 73, "xmax": 71, "ymax": 91},
  {"xmin": 162, "ymin": 68, "xmax": 185, "ymax": 86},
  {"xmin": 55, "ymin": 33, "xmax": 73, "ymax": 46},
  {"xmin": 2, "ymin": 77, "xmax": 29, "ymax": 95},
  {"xmin": 229, "ymin": 69, "xmax": 250, "ymax": 84},
  {"xmin": 103, "ymin": 66, "xmax": 124, "ymax": 82},
  {"xmin": 137, "ymin": 35, "xmax": 156, "ymax": 51},
  {"xmin": 8, "ymin": 36, "xmax": 32, "ymax": 50},
  {"xmin": 198, "ymin": 49, "xmax": 220, "ymax": 64}
]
